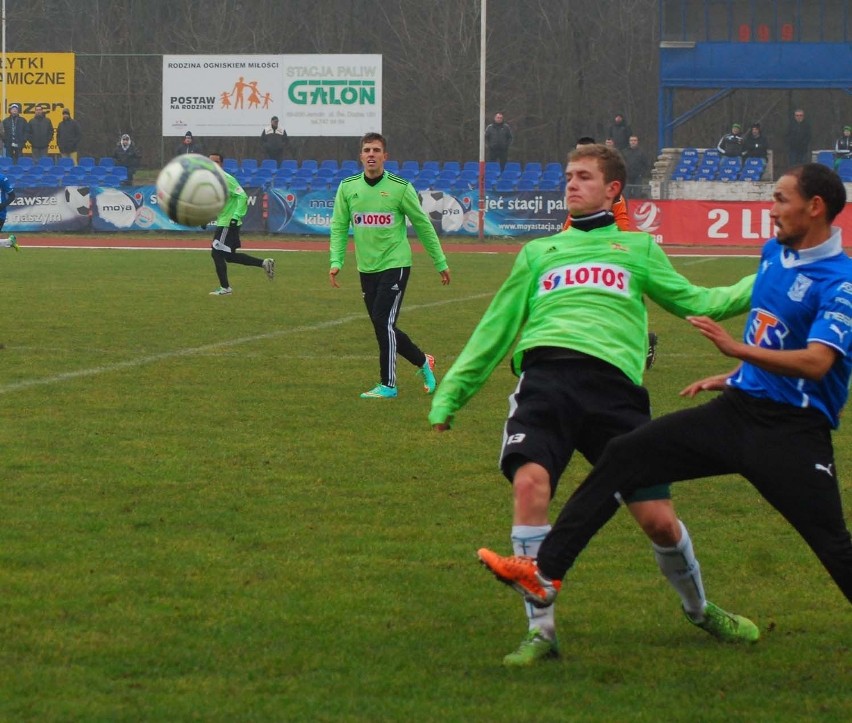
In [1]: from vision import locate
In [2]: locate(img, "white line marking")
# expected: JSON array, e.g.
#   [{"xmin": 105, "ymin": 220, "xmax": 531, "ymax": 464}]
[{"xmin": 0, "ymin": 293, "xmax": 494, "ymax": 396}]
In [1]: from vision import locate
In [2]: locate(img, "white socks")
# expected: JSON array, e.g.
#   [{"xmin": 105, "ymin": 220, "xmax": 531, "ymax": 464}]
[
  {"xmin": 652, "ymin": 520, "xmax": 706, "ymax": 620},
  {"xmin": 512, "ymin": 524, "xmax": 555, "ymax": 639}
]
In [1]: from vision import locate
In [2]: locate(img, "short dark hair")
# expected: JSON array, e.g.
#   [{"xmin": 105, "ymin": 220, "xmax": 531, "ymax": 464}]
[
  {"xmin": 208, "ymin": 152, "xmax": 223, "ymax": 164},
  {"xmin": 786, "ymin": 163, "xmax": 847, "ymax": 223},
  {"xmin": 360, "ymin": 132, "xmax": 386, "ymax": 151},
  {"xmin": 569, "ymin": 143, "xmax": 626, "ymax": 189},
  {"xmin": 575, "ymin": 136, "xmax": 596, "ymax": 146}
]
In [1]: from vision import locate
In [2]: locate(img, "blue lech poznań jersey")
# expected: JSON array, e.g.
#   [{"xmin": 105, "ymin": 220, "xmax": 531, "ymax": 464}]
[{"xmin": 728, "ymin": 227, "xmax": 852, "ymax": 428}]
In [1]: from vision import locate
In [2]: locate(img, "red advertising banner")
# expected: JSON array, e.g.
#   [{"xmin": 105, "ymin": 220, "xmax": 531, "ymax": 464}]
[{"xmin": 629, "ymin": 200, "xmax": 852, "ymax": 247}]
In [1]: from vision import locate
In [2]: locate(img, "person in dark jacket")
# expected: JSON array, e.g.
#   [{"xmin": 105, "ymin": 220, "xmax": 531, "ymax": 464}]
[
  {"xmin": 113, "ymin": 134, "xmax": 141, "ymax": 184},
  {"xmin": 174, "ymin": 130, "xmax": 203, "ymax": 156},
  {"xmin": 606, "ymin": 112, "xmax": 632, "ymax": 151},
  {"xmin": 27, "ymin": 104, "xmax": 54, "ymax": 162},
  {"xmin": 260, "ymin": 116, "xmax": 288, "ymax": 163},
  {"xmin": 484, "ymin": 112, "xmax": 513, "ymax": 170},
  {"xmin": 786, "ymin": 108, "xmax": 811, "ymax": 166},
  {"xmin": 2, "ymin": 103, "xmax": 28, "ymax": 163},
  {"xmin": 56, "ymin": 109, "xmax": 82, "ymax": 162},
  {"xmin": 741, "ymin": 123, "xmax": 769, "ymax": 160},
  {"xmin": 834, "ymin": 125, "xmax": 852, "ymax": 168},
  {"xmin": 716, "ymin": 122, "xmax": 744, "ymax": 158}
]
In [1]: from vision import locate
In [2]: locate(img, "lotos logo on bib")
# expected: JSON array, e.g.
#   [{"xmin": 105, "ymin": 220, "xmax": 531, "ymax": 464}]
[
  {"xmin": 538, "ymin": 263, "xmax": 629, "ymax": 296},
  {"xmin": 353, "ymin": 212, "xmax": 394, "ymax": 227}
]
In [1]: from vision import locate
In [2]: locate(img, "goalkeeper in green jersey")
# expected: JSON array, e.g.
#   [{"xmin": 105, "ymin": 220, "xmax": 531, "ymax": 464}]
[
  {"xmin": 430, "ymin": 144, "xmax": 759, "ymax": 666},
  {"xmin": 329, "ymin": 132, "xmax": 451, "ymax": 399},
  {"xmin": 207, "ymin": 152, "xmax": 275, "ymax": 296}
]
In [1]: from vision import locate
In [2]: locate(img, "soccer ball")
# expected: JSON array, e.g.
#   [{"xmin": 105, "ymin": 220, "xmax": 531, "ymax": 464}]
[
  {"xmin": 64, "ymin": 186, "xmax": 91, "ymax": 216},
  {"xmin": 156, "ymin": 154, "xmax": 228, "ymax": 226},
  {"xmin": 418, "ymin": 190, "xmax": 464, "ymax": 233}
]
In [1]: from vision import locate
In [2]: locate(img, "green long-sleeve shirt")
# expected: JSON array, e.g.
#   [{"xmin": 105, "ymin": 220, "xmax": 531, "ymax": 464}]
[
  {"xmin": 214, "ymin": 170, "xmax": 248, "ymax": 227},
  {"xmin": 329, "ymin": 172, "xmax": 448, "ymax": 273},
  {"xmin": 429, "ymin": 225, "xmax": 755, "ymax": 426}
]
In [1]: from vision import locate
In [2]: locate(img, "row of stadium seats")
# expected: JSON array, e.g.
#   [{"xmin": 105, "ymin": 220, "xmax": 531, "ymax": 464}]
[
  {"xmin": 815, "ymin": 151, "xmax": 852, "ymax": 181},
  {"xmin": 0, "ymin": 155, "xmax": 123, "ymax": 171},
  {"xmin": 222, "ymin": 158, "xmax": 565, "ymax": 177},
  {"xmin": 671, "ymin": 149, "xmax": 767, "ymax": 182}
]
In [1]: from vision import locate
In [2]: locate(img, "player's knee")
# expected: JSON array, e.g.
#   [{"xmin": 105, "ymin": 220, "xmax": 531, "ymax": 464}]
[{"xmin": 631, "ymin": 502, "xmax": 681, "ymax": 545}]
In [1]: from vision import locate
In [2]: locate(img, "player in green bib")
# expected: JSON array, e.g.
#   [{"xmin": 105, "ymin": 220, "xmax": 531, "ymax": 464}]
[
  {"xmin": 430, "ymin": 144, "xmax": 759, "ymax": 666},
  {"xmin": 330, "ymin": 132, "xmax": 450, "ymax": 399}
]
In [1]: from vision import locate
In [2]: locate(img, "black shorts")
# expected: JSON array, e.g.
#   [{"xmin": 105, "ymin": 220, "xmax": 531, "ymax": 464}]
[
  {"xmin": 211, "ymin": 223, "xmax": 241, "ymax": 253},
  {"xmin": 500, "ymin": 356, "xmax": 670, "ymax": 502}
]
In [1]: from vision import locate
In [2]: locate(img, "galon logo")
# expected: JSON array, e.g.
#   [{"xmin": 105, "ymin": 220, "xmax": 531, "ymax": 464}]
[{"xmin": 633, "ymin": 201, "xmax": 661, "ymax": 234}]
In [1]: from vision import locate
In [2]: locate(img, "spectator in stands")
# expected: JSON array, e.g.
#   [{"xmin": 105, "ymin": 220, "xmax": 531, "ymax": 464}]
[
  {"xmin": 56, "ymin": 109, "xmax": 82, "ymax": 163},
  {"xmin": 786, "ymin": 108, "xmax": 811, "ymax": 166},
  {"xmin": 174, "ymin": 131, "xmax": 203, "ymax": 156},
  {"xmin": 623, "ymin": 135, "xmax": 650, "ymax": 187},
  {"xmin": 716, "ymin": 122, "xmax": 744, "ymax": 159},
  {"xmin": 260, "ymin": 116, "xmax": 288, "ymax": 164},
  {"xmin": 834, "ymin": 125, "xmax": 852, "ymax": 168},
  {"xmin": 741, "ymin": 122, "xmax": 768, "ymax": 161},
  {"xmin": 113, "ymin": 133, "xmax": 141, "ymax": 185},
  {"xmin": 27, "ymin": 104, "xmax": 54, "ymax": 162},
  {"xmin": 604, "ymin": 138, "xmax": 616, "ymax": 148},
  {"xmin": 2, "ymin": 103, "xmax": 28, "ymax": 163},
  {"xmin": 606, "ymin": 112, "xmax": 631, "ymax": 150},
  {"xmin": 485, "ymin": 112, "xmax": 513, "ymax": 171}
]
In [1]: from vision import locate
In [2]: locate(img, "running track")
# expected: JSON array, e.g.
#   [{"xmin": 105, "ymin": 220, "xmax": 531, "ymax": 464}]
[{"xmin": 19, "ymin": 235, "xmax": 762, "ymax": 257}]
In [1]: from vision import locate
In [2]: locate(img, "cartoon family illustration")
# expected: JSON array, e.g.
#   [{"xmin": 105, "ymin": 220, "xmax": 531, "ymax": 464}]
[{"xmin": 219, "ymin": 77, "xmax": 273, "ymax": 110}]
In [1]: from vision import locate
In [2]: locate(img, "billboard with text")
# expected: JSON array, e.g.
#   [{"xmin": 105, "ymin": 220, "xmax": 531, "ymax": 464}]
[{"xmin": 162, "ymin": 55, "xmax": 381, "ymax": 138}]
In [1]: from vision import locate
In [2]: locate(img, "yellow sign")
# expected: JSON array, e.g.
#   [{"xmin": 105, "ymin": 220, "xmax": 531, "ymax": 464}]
[{"xmin": 1, "ymin": 52, "xmax": 75, "ymax": 155}]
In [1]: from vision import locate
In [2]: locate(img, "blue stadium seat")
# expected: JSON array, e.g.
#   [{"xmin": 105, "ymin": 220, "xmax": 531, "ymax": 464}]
[
  {"xmin": 241, "ymin": 159, "xmax": 258, "ymax": 173},
  {"xmin": 77, "ymin": 156, "xmax": 95, "ymax": 168},
  {"xmin": 544, "ymin": 162, "xmax": 563, "ymax": 175},
  {"xmin": 503, "ymin": 161, "xmax": 522, "ymax": 174},
  {"xmin": 671, "ymin": 165, "xmax": 694, "ymax": 180},
  {"xmin": 103, "ymin": 175, "xmax": 123, "ymax": 187},
  {"xmin": 680, "ymin": 148, "xmax": 700, "ymax": 162},
  {"xmin": 340, "ymin": 160, "xmax": 360, "ymax": 173},
  {"xmin": 279, "ymin": 159, "xmax": 299, "ymax": 172},
  {"xmin": 463, "ymin": 161, "xmax": 480, "ymax": 174},
  {"xmin": 815, "ymin": 150, "xmax": 834, "ymax": 168},
  {"xmin": 739, "ymin": 167, "xmax": 763, "ymax": 181},
  {"xmin": 260, "ymin": 159, "xmax": 278, "ymax": 172},
  {"xmin": 421, "ymin": 161, "xmax": 440, "ymax": 173},
  {"xmin": 695, "ymin": 166, "xmax": 717, "ymax": 181},
  {"xmin": 719, "ymin": 156, "xmax": 741, "ymax": 170},
  {"xmin": 400, "ymin": 160, "xmax": 419, "ymax": 174},
  {"xmin": 718, "ymin": 166, "xmax": 739, "ymax": 182},
  {"xmin": 837, "ymin": 159, "xmax": 852, "ymax": 182},
  {"xmin": 516, "ymin": 178, "xmax": 538, "ymax": 192},
  {"xmin": 538, "ymin": 177, "xmax": 561, "ymax": 191},
  {"xmin": 319, "ymin": 159, "xmax": 339, "ymax": 172},
  {"xmin": 98, "ymin": 157, "xmax": 115, "ymax": 168},
  {"xmin": 524, "ymin": 162, "xmax": 542, "ymax": 175},
  {"xmin": 0, "ymin": 156, "xmax": 12, "ymax": 169},
  {"xmin": 287, "ymin": 178, "xmax": 310, "ymax": 191},
  {"xmin": 111, "ymin": 165, "xmax": 128, "ymax": 179},
  {"xmin": 493, "ymin": 179, "xmax": 517, "ymax": 192},
  {"xmin": 442, "ymin": 161, "xmax": 461, "ymax": 174},
  {"xmin": 384, "ymin": 160, "xmax": 399, "ymax": 173},
  {"xmin": 451, "ymin": 179, "xmax": 474, "ymax": 193},
  {"xmin": 36, "ymin": 156, "xmax": 55, "ymax": 170},
  {"xmin": 56, "ymin": 156, "xmax": 75, "ymax": 170},
  {"xmin": 300, "ymin": 159, "xmax": 319, "ymax": 172},
  {"xmin": 484, "ymin": 161, "xmax": 501, "ymax": 174},
  {"xmin": 223, "ymin": 158, "xmax": 239, "ymax": 173},
  {"xmin": 17, "ymin": 156, "xmax": 34, "ymax": 170}
]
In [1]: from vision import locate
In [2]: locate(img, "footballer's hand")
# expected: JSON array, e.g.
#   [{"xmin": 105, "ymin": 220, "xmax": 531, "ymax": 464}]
[
  {"xmin": 432, "ymin": 422, "xmax": 451, "ymax": 432},
  {"xmin": 329, "ymin": 267, "xmax": 341, "ymax": 288},
  {"xmin": 680, "ymin": 373, "xmax": 730, "ymax": 398},
  {"xmin": 439, "ymin": 269, "xmax": 451, "ymax": 286}
]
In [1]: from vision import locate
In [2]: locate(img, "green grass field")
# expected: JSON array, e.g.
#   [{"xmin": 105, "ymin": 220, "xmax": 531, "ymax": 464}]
[{"xmin": 0, "ymin": 247, "xmax": 849, "ymax": 722}]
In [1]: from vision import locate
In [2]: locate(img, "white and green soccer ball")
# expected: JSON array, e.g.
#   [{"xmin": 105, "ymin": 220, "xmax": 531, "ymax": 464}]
[{"xmin": 156, "ymin": 153, "xmax": 228, "ymax": 226}]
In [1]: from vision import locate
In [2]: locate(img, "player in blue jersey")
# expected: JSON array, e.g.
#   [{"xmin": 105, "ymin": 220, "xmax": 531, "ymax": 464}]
[{"xmin": 480, "ymin": 162, "xmax": 852, "ymax": 622}]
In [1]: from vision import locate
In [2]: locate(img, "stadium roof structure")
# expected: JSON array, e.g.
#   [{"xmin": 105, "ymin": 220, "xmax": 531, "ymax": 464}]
[{"xmin": 658, "ymin": 0, "xmax": 852, "ymax": 149}]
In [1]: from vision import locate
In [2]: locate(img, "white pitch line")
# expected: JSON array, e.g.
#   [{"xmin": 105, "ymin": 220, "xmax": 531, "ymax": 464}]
[{"xmin": 0, "ymin": 292, "xmax": 494, "ymax": 396}]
